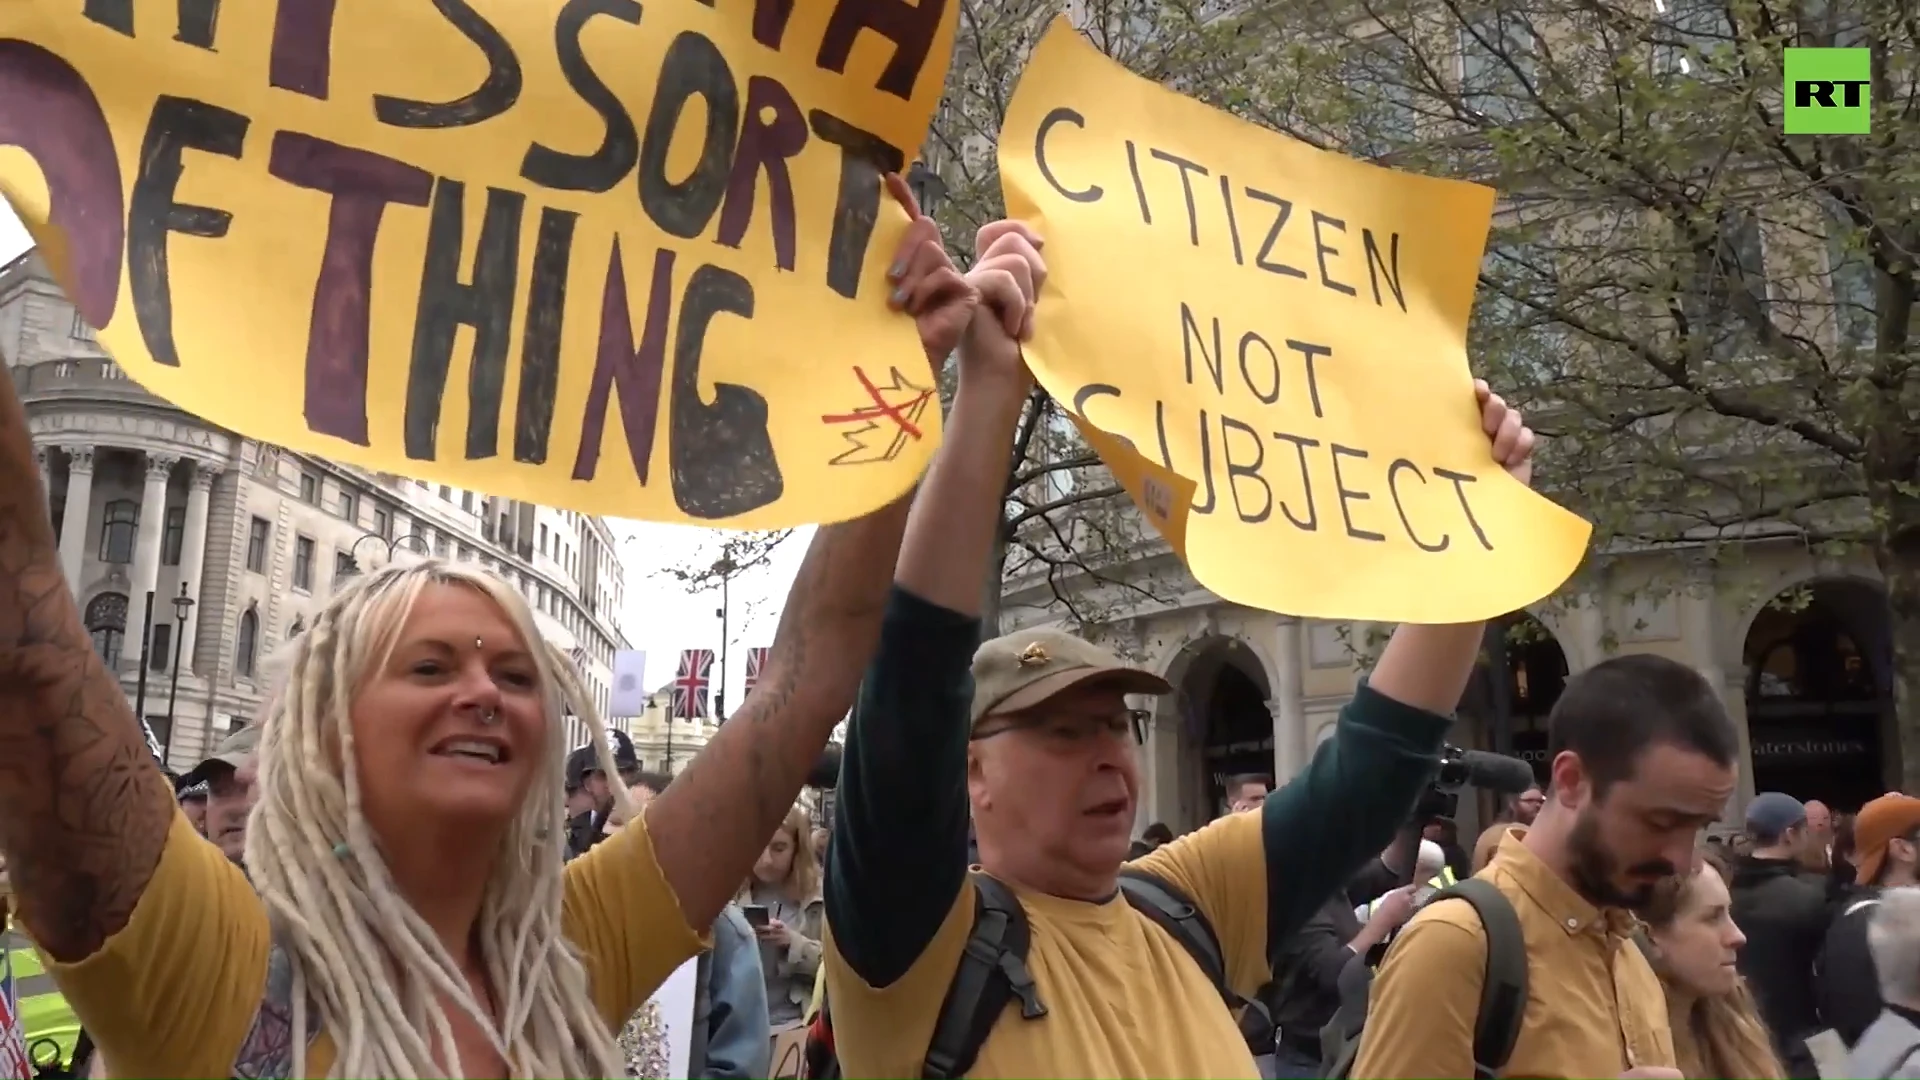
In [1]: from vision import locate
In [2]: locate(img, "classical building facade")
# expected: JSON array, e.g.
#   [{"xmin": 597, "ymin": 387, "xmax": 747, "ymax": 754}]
[
  {"xmin": 1, "ymin": 252, "xmax": 633, "ymax": 772},
  {"xmin": 619, "ymin": 684, "xmax": 719, "ymax": 777},
  {"xmin": 609, "ymin": 684, "xmax": 831, "ymax": 827},
  {"xmin": 1001, "ymin": 540, "xmax": 1896, "ymax": 840}
]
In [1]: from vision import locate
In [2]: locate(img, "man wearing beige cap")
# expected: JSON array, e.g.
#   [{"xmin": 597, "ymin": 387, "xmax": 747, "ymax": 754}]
[
  {"xmin": 1819, "ymin": 794, "xmax": 1920, "ymax": 1048},
  {"xmin": 177, "ymin": 723, "xmax": 262, "ymax": 865},
  {"xmin": 817, "ymin": 218, "xmax": 1540, "ymax": 1080}
]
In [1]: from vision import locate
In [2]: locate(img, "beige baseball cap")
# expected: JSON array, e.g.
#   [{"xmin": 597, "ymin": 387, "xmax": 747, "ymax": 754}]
[
  {"xmin": 179, "ymin": 723, "xmax": 262, "ymax": 789},
  {"xmin": 970, "ymin": 628, "xmax": 1172, "ymax": 727}
]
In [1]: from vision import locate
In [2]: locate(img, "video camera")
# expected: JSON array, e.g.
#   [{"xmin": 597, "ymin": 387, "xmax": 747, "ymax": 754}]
[{"xmin": 1415, "ymin": 744, "xmax": 1536, "ymax": 822}]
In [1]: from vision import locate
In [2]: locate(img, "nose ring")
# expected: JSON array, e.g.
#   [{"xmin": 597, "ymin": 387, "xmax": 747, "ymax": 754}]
[{"xmin": 480, "ymin": 707, "xmax": 499, "ymax": 726}]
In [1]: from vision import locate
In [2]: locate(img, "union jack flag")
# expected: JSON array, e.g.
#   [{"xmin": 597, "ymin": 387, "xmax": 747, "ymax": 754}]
[
  {"xmin": 744, "ymin": 647, "xmax": 771, "ymax": 699},
  {"xmin": 673, "ymin": 649, "xmax": 712, "ymax": 719},
  {"xmin": 0, "ymin": 937, "xmax": 28, "ymax": 1080}
]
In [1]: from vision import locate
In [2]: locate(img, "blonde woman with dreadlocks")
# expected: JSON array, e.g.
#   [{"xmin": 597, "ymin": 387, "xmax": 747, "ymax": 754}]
[{"xmin": 0, "ymin": 175, "xmax": 1017, "ymax": 1077}]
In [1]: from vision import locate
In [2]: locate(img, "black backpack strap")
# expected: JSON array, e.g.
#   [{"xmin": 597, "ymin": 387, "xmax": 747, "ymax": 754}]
[
  {"xmin": 1434, "ymin": 878, "xmax": 1529, "ymax": 1080},
  {"xmin": 1117, "ymin": 868, "xmax": 1242, "ymax": 1010},
  {"xmin": 922, "ymin": 874, "xmax": 1046, "ymax": 1080}
]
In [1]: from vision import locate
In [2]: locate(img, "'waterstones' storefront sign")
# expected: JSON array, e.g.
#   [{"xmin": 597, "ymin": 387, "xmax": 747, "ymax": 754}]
[{"xmin": 1752, "ymin": 738, "xmax": 1871, "ymax": 760}]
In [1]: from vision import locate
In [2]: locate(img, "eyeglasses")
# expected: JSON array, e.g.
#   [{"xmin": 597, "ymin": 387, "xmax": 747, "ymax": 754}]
[{"xmin": 973, "ymin": 707, "xmax": 1152, "ymax": 746}]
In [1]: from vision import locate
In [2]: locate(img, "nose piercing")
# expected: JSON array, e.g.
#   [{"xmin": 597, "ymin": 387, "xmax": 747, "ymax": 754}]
[
  {"xmin": 474, "ymin": 636, "xmax": 484, "ymax": 651},
  {"xmin": 479, "ymin": 707, "xmax": 499, "ymax": 726}
]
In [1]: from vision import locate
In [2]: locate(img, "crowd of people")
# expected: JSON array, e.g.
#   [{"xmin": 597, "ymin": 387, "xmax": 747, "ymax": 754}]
[
  {"xmin": 0, "ymin": 175, "xmax": 1917, "ymax": 1080},
  {"xmin": 1178, "ymin": 765, "xmax": 1920, "ymax": 1080}
]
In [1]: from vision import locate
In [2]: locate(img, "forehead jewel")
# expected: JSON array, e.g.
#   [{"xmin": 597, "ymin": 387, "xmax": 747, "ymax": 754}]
[{"xmin": 1017, "ymin": 642, "xmax": 1050, "ymax": 667}]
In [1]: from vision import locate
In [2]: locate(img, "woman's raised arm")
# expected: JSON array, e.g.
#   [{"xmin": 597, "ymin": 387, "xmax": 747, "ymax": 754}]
[
  {"xmin": 0, "ymin": 351, "xmax": 177, "ymax": 962},
  {"xmin": 642, "ymin": 175, "xmax": 981, "ymax": 929}
]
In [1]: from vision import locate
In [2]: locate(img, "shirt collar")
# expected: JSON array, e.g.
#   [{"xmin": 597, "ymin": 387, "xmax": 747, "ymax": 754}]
[{"xmin": 1491, "ymin": 827, "xmax": 1638, "ymax": 937}]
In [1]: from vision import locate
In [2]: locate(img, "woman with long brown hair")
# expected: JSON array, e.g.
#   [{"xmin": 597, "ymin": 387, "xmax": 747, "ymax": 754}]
[{"xmin": 1641, "ymin": 847, "xmax": 1785, "ymax": 1079}]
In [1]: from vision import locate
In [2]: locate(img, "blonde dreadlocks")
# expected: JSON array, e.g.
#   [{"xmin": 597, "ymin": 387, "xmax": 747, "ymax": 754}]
[{"xmin": 245, "ymin": 559, "xmax": 635, "ymax": 1078}]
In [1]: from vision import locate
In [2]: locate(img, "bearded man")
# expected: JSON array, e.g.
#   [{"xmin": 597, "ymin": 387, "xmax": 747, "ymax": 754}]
[{"xmin": 1356, "ymin": 655, "xmax": 1740, "ymax": 1078}]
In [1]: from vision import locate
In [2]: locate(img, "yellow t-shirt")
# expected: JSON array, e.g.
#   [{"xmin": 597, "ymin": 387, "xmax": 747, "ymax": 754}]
[
  {"xmin": 47, "ymin": 810, "xmax": 703, "ymax": 1077},
  {"xmin": 1353, "ymin": 828, "xmax": 1676, "ymax": 1079},
  {"xmin": 806, "ymin": 962, "xmax": 826, "ymax": 1023},
  {"xmin": 824, "ymin": 810, "xmax": 1269, "ymax": 1079}
]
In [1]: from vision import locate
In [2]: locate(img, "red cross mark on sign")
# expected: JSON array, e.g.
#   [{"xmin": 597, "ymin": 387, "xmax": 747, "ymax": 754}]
[{"xmin": 820, "ymin": 367, "xmax": 932, "ymax": 440}]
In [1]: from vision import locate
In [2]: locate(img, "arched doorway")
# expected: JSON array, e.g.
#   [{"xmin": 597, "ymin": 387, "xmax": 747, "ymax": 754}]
[
  {"xmin": 1743, "ymin": 579, "xmax": 1891, "ymax": 811},
  {"xmin": 1457, "ymin": 615, "xmax": 1567, "ymax": 832},
  {"xmin": 1177, "ymin": 637, "xmax": 1274, "ymax": 823}
]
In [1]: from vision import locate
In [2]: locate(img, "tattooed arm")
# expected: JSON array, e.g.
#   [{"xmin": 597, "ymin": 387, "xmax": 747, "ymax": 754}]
[
  {"xmin": 641, "ymin": 178, "xmax": 981, "ymax": 930},
  {"xmin": 0, "ymin": 353, "xmax": 176, "ymax": 962},
  {"xmin": 825, "ymin": 220, "xmax": 1044, "ymax": 983}
]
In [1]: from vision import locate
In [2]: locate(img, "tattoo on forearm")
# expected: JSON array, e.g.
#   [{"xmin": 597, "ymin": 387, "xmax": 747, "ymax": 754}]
[
  {"xmin": 648, "ymin": 495, "xmax": 907, "ymax": 926},
  {"xmin": 0, "ymin": 367, "xmax": 173, "ymax": 961}
]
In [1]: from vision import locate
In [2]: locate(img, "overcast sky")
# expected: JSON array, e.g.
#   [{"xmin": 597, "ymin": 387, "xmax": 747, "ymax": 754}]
[
  {"xmin": 0, "ymin": 202, "xmax": 805, "ymax": 705},
  {"xmin": 0, "ymin": 205, "xmax": 22, "ymax": 267}
]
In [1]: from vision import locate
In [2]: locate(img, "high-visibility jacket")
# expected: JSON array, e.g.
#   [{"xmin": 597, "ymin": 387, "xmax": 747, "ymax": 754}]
[
  {"xmin": 1354, "ymin": 865, "xmax": 1459, "ymax": 922},
  {"xmin": 5, "ymin": 916, "xmax": 81, "ymax": 1074}
]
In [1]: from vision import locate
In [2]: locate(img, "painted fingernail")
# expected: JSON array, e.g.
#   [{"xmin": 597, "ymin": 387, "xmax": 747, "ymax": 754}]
[
  {"xmin": 888, "ymin": 261, "xmax": 906, "ymax": 280},
  {"xmin": 890, "ymin": 286, "xmax": 908, "ymax": 306}
]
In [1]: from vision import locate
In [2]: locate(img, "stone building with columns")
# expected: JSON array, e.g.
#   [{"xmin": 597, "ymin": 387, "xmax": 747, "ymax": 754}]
[
  {"xmin": 1, "ymin": 251, "xmax": 634, "ymax": 772},
  {"xmin": 1001, "ymin": 538, "xmax": 1897, "ymax": 840},
  {"xmin": 624, "ymin": 683, "xmax": 719, "ymax": 777}
]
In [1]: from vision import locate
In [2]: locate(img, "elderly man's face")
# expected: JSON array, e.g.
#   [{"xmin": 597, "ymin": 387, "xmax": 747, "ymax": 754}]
[
  {"xmin": 206, "ymin": 757, "xmax": 258, "ymax": 864},
  {"xmin": 181, "ymin": 796, "xmax": 208, "ymax": 837},
  {"xmin": 968, "ymin": 683, "xmax": 1141, "ymax": 895}
]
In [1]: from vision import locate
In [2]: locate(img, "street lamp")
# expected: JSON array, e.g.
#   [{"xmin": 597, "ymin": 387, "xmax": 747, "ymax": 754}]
[
  {"xmin": 906, "ymin": 159, "xmax": 947, "ymax": 217},
  {"xmin": 711, "ymin": 546, "xmax": 740, "ymax": 723},
  {"xmin": 164, "ymin": 581, "xmax": 194, "ymax": 757},
  {"xmin": 344, "ymin": 531, "xmax": 430, "ymax": 574},
  {"xmin": 131, "ymin": 588, "xmax": 155, "ymax": 748}
]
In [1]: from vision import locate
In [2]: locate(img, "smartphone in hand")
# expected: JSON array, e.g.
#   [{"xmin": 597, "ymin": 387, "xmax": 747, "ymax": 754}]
[{"xmin": 742, "ymin": 904, "xmax": 771, "ymax": 929}]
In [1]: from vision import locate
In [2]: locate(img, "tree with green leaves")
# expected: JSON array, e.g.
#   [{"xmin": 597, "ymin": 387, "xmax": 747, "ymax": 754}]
[{"xmin": 1219, "ymin": 0, "xmax": 1920, "ymax": 779}]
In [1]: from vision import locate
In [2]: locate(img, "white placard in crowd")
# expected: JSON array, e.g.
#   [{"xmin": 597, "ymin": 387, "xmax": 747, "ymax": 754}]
[
  {"xmin": 609, "ymin": 650, "xmax": 649, "ymax": 718},
  {"xmin": 622, "ymin": 957, "xmax": 697, "ymax": 1080},
  {"xmin": 0, "ymin": 939, "xmax": 27, "ymax": 1080}
]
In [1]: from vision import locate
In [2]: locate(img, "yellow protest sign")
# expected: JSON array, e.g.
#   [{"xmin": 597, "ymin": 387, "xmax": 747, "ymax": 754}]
[
  {"xmin": 0, "ymin": 1, "xmax": 956, "ymax": 527},
  {"xmin": 999, "ymin": 20, "xmax": 1591, "ymax": 624}
]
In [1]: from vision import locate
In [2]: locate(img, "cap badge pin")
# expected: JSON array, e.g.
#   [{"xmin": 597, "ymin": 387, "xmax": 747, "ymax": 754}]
[{"xmin": 1017, "ymin": 643, "xmax": 1050, "ymax": 667}]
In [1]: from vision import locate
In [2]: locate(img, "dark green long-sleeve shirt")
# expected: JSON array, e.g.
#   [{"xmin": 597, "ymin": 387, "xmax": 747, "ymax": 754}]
[{"xmin": 826, "ymin": 586, "xmax": 1451, "ymax": 989}]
